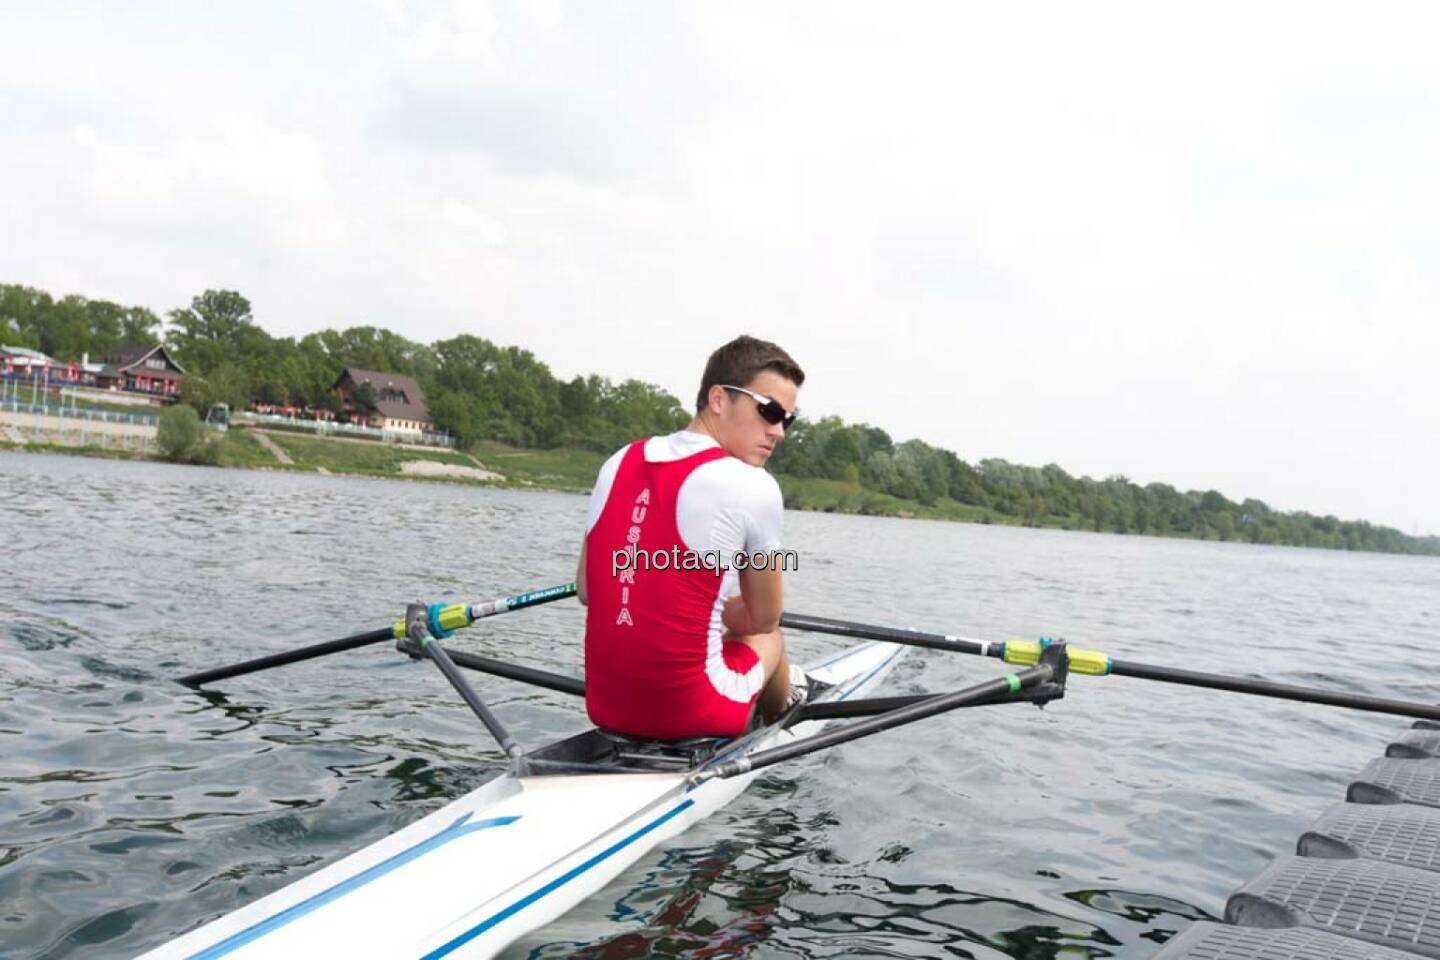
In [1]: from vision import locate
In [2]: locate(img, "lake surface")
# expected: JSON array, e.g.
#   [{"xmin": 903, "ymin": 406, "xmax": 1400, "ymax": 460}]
[{"xmin": 2, "ymin": 450, "xmax": 1437, "ymax": 959}]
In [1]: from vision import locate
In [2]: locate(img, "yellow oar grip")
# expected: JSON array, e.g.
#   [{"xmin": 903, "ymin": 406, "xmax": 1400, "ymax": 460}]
[{"xmin": 1000, "ymin": 639, "xmax": 1112, "ymax": 676}]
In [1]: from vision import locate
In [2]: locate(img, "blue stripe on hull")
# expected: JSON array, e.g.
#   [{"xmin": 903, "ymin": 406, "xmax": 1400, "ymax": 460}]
[
  {"xmin": 424, "ymin": 644, "xmax": 901, "ymax": 956},
  {"xmin": 187, "ymin": 643, "xmax": 899, "ymax": 959},
  {"xmin": 422, "ymin": 798, "xmax": 696, "ymax": 958},
  {"xmin": 188, "ymin": 813, "xmax": 520, "ymax": 959}
]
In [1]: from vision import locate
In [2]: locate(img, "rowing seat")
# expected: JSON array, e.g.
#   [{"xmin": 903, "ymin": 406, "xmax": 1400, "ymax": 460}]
[
  {"xmin": 595, "ymin": 731, "xmax": 724, "ymax": 770},
  {"xmin": 518, "ymin": 726, "xmax": 726, "ymax": 776},
  {"xmin": 518, "ymin": 674, "xmax": 833, "ymax": 777}
]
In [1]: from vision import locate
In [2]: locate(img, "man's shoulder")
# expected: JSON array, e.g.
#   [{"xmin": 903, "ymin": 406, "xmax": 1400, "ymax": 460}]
[
  {"xmin": 643, "ymin": 430, "xmax": 718, "ymax": 462},
  {"xmin": 690, "ymin": 456, "xmax": 781, "ymax": 505}
]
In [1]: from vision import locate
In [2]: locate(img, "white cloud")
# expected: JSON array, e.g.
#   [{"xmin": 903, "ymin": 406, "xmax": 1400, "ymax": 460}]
[{"xmin": 1, "ymin": 0, "xmax": 1437, "ymax": 531}]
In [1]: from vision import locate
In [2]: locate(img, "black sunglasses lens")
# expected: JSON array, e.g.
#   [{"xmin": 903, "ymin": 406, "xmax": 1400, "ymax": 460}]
[{"xmin": 756, "ymin": 400, "xmax": 796, "ymax": 429}]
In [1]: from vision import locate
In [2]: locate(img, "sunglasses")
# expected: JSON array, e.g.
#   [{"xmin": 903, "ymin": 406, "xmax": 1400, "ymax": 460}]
[{"xmin": 720, "ymin": 385, "xmax": 799, "ymax": 430}]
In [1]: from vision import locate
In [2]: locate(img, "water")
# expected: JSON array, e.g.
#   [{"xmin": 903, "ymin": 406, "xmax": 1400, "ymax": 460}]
[{"xmin": 2, "ymin": 450, "xmax": 1436, "ymax": 959}]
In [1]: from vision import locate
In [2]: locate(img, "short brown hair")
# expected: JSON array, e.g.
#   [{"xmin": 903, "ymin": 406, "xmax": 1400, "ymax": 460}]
[{"xmin": 695, "ymin": 335, "xmax": 805, "ymax": 411}]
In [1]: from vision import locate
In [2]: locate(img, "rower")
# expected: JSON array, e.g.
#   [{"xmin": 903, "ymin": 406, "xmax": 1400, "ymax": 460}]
[{"xmin": 576, "ymin": 335, "xmax": 806, "ymax": 740}]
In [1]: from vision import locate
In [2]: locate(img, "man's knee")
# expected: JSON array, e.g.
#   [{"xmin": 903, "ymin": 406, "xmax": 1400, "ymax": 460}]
[{"xmin": 732, "ymin": 627, "xmax": 783, "ymax": 671}]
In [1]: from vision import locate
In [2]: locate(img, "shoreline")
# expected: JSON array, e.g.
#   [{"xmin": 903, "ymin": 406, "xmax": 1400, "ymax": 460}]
[
  {"xmin": 0, "ymin": 438, "xmax": 589, "ymax": 494},
  {"xmin": 4, "ymin": 438, "xmax": 1435, "ymax": 559}
]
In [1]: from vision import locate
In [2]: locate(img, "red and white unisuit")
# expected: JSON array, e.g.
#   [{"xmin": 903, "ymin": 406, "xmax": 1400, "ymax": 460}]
[{"xmin": 584, "ymin": 431, "xmax": 784, "ymax": 739}]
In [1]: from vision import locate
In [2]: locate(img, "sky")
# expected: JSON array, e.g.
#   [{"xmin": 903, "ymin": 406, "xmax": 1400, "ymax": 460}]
[{"xmin": 2, "ymin": 2, "xmax": 1437, "ymax": 533}]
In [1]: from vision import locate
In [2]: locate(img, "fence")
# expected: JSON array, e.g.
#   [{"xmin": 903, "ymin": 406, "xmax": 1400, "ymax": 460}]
[
  {"xmin": 231, "ymin": 411, "xmax": 456, "ymax": 448},
  {"xmin": 0, "ymin": 399, "xmax": 158, "ymax": 426},
  {"xmin": 0, "ymin": 400, "xmax": 158, "ymax": 453}
]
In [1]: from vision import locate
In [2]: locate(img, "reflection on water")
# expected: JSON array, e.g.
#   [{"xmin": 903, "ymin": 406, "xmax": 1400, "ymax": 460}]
[
  {"xmin": 526, "ymin": 785, "xmax": 1217, "ymax": 959},
  {"xmin": 2, "ymin": 451, "xmax": 1437, "ymax": 958}
]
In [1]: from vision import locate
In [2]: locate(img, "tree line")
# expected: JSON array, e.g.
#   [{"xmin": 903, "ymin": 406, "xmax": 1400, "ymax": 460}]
[
  {"xmin": 0, "ymin": 284, "xmax": 688, "ymax": 451},
  {"xmin": 769, "ymin": 416, "xmax": 1438, "ymax": 553},
  {"xmin": 4, "ymin": 282, "xmax": 1436, "ymax": 556}
]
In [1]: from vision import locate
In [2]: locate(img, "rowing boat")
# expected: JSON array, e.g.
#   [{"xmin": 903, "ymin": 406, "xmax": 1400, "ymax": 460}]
[
  {"xmin": 152, "ymin": 584, "xmax": 1440, "ymax": 959},
  {"xmin": 143, "ymin": 639, "xmax": 906, "ymax": 958}
]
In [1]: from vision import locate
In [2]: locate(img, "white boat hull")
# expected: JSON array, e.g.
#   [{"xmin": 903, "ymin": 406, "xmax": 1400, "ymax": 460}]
[{"xmin": 141, "ymin": 641, "xmax": 904, "ymax": 959}]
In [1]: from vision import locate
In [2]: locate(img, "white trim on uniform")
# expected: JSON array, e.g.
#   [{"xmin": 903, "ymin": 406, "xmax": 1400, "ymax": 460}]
[{"xmin": 703, "ymin": 567, "xmax": 766, "ymax": 702}]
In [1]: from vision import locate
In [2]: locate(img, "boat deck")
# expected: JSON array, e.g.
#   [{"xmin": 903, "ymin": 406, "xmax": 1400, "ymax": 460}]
[{"xmin": 1153, "ymin": 720, "xmax": 1440, "ymax": 960}]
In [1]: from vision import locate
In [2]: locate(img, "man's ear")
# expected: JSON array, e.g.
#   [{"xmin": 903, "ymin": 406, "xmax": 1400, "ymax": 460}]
[{"xmin": 706, "ymin": 384, "xmax": 728, "ymax": 415}]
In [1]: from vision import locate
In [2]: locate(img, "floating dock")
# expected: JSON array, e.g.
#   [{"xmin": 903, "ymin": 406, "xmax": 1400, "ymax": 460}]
[{"xmin": 1155, "ymin": 720, "xmax": 1440, "ymax": 960}]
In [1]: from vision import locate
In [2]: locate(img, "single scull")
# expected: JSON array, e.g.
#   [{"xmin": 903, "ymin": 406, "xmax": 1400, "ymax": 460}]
[
  {"xmin": 150, "ymin": 582, "xmax": 1440, "ymax": 959},
  {"xmin": 147, "ymin": 599, "xmax": 920, "ymax": 958}
]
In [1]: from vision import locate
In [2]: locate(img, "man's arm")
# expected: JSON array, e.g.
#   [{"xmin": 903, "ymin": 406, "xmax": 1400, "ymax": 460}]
[
  {"xmin": 722, "ymin": 559, "xmax": 782, "ymax": 635},
  {"xmin": 576, "ymin": 539, "xmax": 588, "ymax": 606},
  {"xmin": 722, "ymin": 468, "xmax": 785, "ymax": 636}
]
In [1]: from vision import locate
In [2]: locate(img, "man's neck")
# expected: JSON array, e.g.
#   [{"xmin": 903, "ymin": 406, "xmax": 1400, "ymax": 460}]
[{"xmin": 684, "ymin": 415, "xmax": 718, "ymax": 443}]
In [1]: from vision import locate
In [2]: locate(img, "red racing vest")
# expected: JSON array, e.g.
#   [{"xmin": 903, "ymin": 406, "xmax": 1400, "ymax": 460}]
[{"xmin": 584, "ymin": 439, "xmax": 733, "ymax": 737}]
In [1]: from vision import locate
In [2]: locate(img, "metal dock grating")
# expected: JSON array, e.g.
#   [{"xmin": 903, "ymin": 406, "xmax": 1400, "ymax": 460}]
[
  {"xmin": 1349, "ymin": 760, "xmax": 1440, "ymax": 808},
  {"xmin": 1388, "ymin": 733, "xmax": 1440, "ymax": 760},
  {"xmin": 1225, "ymin": 856, "xmax": 1440, "ymax": 959},
  {"xmin": 1153, "ymin": 711, "xmax": 1440, "ymax": 960},
  {"xmin": 1156, "ymin": 921, "xmax": 1424, "ymax": 960},
  {"xmin": 1299, "ymin": 803, "xmax": 1440, "ymax": 873}
]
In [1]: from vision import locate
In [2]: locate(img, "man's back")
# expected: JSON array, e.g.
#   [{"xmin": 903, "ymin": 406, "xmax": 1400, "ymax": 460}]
[
  {"xmin": 575, "ymin": 335, "xmax": 805, "ymax": 740},
  {"xmin": 583, "ymin": 431, "xmax": 781, "ymax": 738}
]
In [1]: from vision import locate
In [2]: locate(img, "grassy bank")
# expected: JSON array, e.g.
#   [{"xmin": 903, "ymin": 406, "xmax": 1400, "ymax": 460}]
[
  {"xmin": 470, "ymin": 439, "xmax": 605, "ymax": 491},
  {"xmin": 258, "ymin": 431, "xmax": 472, "ymax": 472},
  {"xmin": 778, "ymin": 475, "xmax": 1133, "ymax": 532},
  {"xmin": 219, "ymin": 430, "xmax": 606, "ymax": 490},
  {"xmin": 2, "ymin": 427, "xmax": 584, "ymax": 489},
  {"xmin": 5, "ymin": 433, "xmax": 1410, "ymax": 550}
]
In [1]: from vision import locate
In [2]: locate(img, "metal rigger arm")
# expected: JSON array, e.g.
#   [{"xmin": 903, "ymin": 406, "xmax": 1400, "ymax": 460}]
[{"xmin": 693, "ymin": 640, "xmax": 1071, "ymax": 783}]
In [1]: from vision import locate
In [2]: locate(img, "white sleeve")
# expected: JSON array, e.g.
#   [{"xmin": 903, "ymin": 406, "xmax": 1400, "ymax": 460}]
[
  {"xmin": 675, "ymin": 460, "xmax": 784, "ymax": 558},
  {"xmin": 584, "ymin": 446, "xmax": 629, "ymax": 534},
  {"xmin": 738, "ymin": 469, "xmax": 784, "ymax": 553}
]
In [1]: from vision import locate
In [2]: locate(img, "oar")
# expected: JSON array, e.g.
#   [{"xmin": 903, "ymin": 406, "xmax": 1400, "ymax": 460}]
[
  {"xmin": 780, "ymin": 612, "xmax": 1440, "ymax": 722},
  {"xmin": 179, "ymin": 583, "xmax": 577, "ymax": 686}
]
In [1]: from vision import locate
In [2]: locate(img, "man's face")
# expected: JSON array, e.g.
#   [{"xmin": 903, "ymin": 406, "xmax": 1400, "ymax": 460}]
[{"xmin": 713, "ymin": 369, "xmax": 798, "ymax": 467}]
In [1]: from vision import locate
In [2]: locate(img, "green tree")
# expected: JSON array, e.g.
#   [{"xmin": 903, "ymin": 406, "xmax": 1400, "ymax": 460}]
[
  {"xmin": 157, "ymin": 404, "xmax": 218, "ymax": 464},
  {"xmin": 168, "ymin": 290, "xmax": 259, "ymax": 375},
  {"xmin": 182, "ymin": 363, "xmax": 252, "ymax": 414}
]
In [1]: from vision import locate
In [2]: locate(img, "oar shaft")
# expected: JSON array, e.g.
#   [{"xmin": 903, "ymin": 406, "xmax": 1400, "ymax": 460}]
[
  {"xmin": 780, "ymin": 613, "xmax": 990, "ymax": 657},
  {"xmin": 784, "ymin": 611, "xmax": 1440, "ymax": 723},
  {"xmin": 398, "ymin": 639, "xmax": 585, "ymax": 697},
  {"xmin": 1109, "ymin": 658, "xmax": 1440, "ymax": 720},
  {"xmin": 179, "ymin": 583, "xmax": 576, "ymax": 687},
  {"xmin": 179, "ymin": 627, "xmax": 394, "ymax": 686},
  {"xmin": 470, "ymin": 583, "xmax": 577, "ymax": 619}
]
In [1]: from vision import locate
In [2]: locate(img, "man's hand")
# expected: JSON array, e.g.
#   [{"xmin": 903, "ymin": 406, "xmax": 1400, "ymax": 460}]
[{"xmin": 721, "ymin": 595, "xmax": 754, "ymax": 635}]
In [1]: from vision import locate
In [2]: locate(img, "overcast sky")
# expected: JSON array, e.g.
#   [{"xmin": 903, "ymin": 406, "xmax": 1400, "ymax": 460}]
[{"xmin": 3, "ymin": 2, "xmax": 1437, "ymax": 533}]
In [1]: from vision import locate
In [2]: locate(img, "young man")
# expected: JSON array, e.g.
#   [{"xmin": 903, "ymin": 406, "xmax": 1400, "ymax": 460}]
[{"xmin": 575, "ymin": 335, "xmax": 803, "ymax": 740}]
